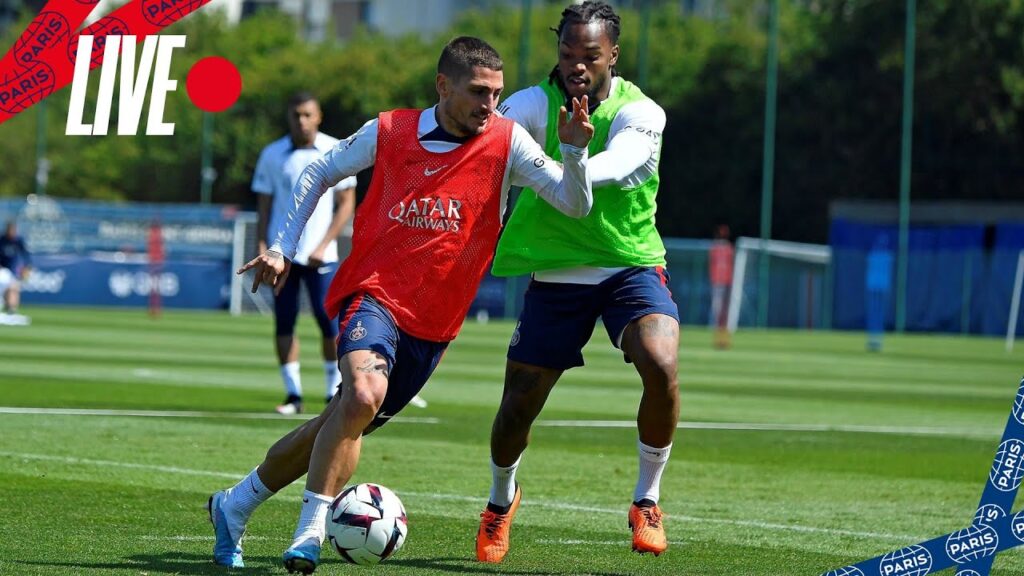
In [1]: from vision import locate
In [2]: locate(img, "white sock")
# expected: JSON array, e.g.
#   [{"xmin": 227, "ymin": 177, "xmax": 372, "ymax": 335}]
[
  {"xmin": 489, "ymin": 456, "xmax": 521, "ymax": 508},
  {"xmin": 281, "ymin": 361, "xmax": 302, "ymax": 398},
  {"xmin": 220, "ymin": 468, "xmax": 274, "ymax": 539},
  {"xmin": 634, "ymin": 440, "xmax": 672, "ymax": 504},
  {"xmin": 224, "ymin": 468, "xmax": 274, "ymax": 517},
  {"xmin": 289, "ymin": 490, "xmax": 333, "ymax": 549},
  {"xmin": 325, "ymin": 361, "xmax": 341, "ymax": 399}
]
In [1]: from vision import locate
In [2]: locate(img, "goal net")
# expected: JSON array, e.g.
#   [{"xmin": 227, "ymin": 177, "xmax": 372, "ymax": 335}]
[
  {"xmin": 726, "ymin": 237, "xmax": 832, "ymax": 332},
  {"xmin": 228, "ymin": 213, "xmax": 270, "ymax": 315},
  {"xmin": 1007, "ymin": 250, "xmax": 1024, "ymax": 352},
  {"xmin": 229, "ymin": 214, "xmax": 355, "ymax": 316}
]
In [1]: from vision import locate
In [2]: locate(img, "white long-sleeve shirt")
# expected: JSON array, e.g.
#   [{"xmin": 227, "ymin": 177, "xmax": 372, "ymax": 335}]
[
  {"xmin": 498, "ymin": 77, "xmax": 664, "ymax": 189},
  {"xmin": 269, "ymin": 106, "xmax": 591, "ymax": 260}
]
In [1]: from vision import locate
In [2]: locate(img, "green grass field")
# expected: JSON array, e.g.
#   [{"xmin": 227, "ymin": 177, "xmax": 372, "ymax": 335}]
[{"xmin": 1, "ymin": 306, "xmax": 1023, "ymax": 575}]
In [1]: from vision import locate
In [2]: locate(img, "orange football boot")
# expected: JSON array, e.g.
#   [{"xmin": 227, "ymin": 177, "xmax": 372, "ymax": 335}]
[
  {"xmin": 628, "ymin": 500, "xmax": 668, "ymax": 556},
  {"xmin": 476, "ymin": 485, "xmax": 522, "ymax": 563}
]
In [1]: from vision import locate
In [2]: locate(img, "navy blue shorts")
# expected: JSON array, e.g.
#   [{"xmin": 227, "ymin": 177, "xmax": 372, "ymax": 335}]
[
  {"xmin": 507, "ymin": 266, "xmax": 679, "ymax": 370},
  {"xmin": 336, "ymin": 293, "xmax": 448, "ymax": 429},
  {"xmin": 274, "ymin": 261, "xmax": 339, "ymax": 339}
]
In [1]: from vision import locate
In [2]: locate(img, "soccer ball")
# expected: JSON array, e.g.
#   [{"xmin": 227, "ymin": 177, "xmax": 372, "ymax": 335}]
[{"xmin": 326, "ymin": 483, "xmax": 408, "ymax": 565}]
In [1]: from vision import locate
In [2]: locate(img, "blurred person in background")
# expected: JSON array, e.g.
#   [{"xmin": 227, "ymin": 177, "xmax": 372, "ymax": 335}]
[
  {"xmin": 708, "ymin": 224, "xmax": 734, "ymax": 349},
  {"xmin": 0, "ymin": 220, "xmax": 31, "ymax": 316},
  {"xmin": 253, "ymin": 91, "xmax": 357, "ymax": 414},
  {"xmin": 865, "ymin": 234, "xmax": 893, "ymax": 352}
]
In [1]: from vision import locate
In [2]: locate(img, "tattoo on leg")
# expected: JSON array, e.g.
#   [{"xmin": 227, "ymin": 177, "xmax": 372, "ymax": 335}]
[
  {"xmin": 638, "ymin": 317, "xmax": 679, "ymax": 339},
  {"xmin": 356, "ymin": 357, "xmax": 389, "ymax": 377},
  {"xmin": 508, "ymin": 367, "xmax": 545, "ymax": 394}
]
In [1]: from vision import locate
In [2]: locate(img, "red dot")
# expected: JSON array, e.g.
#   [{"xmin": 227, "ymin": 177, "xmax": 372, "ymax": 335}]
[{"xmin": 186, "ymin": 57, "xmax": 242, "ymax": 113}]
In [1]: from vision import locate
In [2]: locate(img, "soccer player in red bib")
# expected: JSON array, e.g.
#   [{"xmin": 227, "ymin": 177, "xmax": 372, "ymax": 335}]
[{"xmin": 206, "ymin": 36, "xmax": 595, "ymax": 574}]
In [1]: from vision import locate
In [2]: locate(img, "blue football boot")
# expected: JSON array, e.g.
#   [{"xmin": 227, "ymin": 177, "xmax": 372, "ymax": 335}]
[{"xmin": 207, "ymin": 491, "xmax": 244, "ymax": 568}]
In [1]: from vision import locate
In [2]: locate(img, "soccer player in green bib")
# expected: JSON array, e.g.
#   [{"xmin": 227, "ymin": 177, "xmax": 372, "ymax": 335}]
[{"xmin": 476, "ymin": 0, "xmax": 681, "ymax": 562}]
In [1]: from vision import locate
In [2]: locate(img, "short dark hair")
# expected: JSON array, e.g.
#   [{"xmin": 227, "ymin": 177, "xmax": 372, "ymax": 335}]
[
  {"xmin": 552, "ymin": 1, "xmax": 621, "ymax": 45},
  {"xmin": 288, "ymin": 91, "xmax": 318, "ymax": 108},
  {"xmin": 438, "ymin": 36, "xmax": 503, "ymax": 81}
]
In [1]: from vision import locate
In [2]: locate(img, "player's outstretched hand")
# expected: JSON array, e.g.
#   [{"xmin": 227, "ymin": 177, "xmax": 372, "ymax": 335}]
[
  {"xmin": 557, "ymin": 95, "xmax": 594, "ymax": 149},
  {"xmin": 238, "ymin": 250, "xmax": 291, "ymax": 295}
]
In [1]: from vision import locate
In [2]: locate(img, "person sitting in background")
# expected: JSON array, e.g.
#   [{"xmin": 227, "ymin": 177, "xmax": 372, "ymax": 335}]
[{"xmin": 0, "ymin": 220, "xmax": 31, "ymax": 315}]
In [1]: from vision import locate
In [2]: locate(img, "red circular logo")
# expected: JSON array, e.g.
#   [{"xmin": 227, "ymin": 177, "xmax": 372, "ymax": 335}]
[{"xmin": 186, "ymin": 57, "xmax": 242, "ymax": 113}]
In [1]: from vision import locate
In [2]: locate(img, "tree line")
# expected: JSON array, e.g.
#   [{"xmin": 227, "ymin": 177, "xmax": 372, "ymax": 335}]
[{"xmin": 1, "ymin": 0, "xmax": 1021, "ymax": 243}]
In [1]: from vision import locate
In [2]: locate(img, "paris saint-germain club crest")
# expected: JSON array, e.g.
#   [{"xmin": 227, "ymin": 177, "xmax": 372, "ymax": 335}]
[{"xmin": 349, "ymin": 320, "xmax": 366, "ymax": 342}]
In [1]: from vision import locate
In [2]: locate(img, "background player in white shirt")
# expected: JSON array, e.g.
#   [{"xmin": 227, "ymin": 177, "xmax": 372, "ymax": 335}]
[{"xmin": 252, "ymin": 92, "xmax": 356, "ymax": 414}]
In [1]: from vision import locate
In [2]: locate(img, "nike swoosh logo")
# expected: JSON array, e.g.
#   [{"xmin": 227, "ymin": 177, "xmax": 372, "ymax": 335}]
[
  {"xmin": 423, "ymin": 165, "xmax": 447, "ymax": 176},
  {"xmin": 250, "ymin": 478, "xmax": 260, "ymax": 494},
  {"xmin": 302, "ymin": 498, "xmax": 309, "ymax": 504}
]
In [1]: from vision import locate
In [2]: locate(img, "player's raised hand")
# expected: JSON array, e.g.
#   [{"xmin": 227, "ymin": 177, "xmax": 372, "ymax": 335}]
[
  {"xmin": 238, "ymin": 250, "xmax": 291, "ymax": 295},
  {"xmin": 557, "ymin": 95, "xmax": 594, "ymax": 149}
]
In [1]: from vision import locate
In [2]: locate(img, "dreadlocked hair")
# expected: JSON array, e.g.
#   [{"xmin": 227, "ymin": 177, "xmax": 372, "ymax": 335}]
[
  {"xmin": 548, "ymin": 1, "xmax": 621, "ymax": 82},
  {"xmin": 553, "ymin": 1, "xmax": 620, "ymax": 43}
]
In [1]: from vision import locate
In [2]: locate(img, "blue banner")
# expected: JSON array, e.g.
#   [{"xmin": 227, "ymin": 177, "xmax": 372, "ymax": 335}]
[
  {"xmin": 21, "ymin": 254, "xmax": 230, "ymax": 309},
  {"xmin": 828, "ymin": 219, "xmax": 1024, "ymax": 335}
]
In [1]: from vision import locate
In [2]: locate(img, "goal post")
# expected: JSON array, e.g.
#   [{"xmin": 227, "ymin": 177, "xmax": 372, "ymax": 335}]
[
  {"xmin": 727, "ymin": 237, "xmax": 832, "ymax": 333},
  {"xmin": 228, "ymin": 212, "xmax": 355, "ymax": 317},
  {"xmin": 229, "ymin": 212, "xmax": 274, "ymax": 316},
  {"xmin": 1006, "ymin": 249, "xmax": 1024, "ymax": 352}
]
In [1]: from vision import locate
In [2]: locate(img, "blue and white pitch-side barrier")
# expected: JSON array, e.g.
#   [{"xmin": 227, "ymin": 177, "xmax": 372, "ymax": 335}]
[
  {"xmin": 823, "ymin": 378, "xmax": 1024, "ymax": 576},
  {"xmin": 0, "ymin": 197, "xmax": 238, "ymax": 259},
  {"xmin": 21, "ymin": 253, "xmax": 230, "ymax": 309}
]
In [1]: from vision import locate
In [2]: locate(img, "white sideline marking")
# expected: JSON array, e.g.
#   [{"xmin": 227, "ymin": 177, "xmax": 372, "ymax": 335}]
[
  {"xmin": 0, "ymin": 406, "xmax": 997, "ymax": 438},
  {"xmin": 152, "ymin": 536, "xmax": 680, "ymax": 546},
  {"xmin": 398, "ymin": 491, "xmax": 923, "ymax": 541},
  {"xmin": 0, "ymin": 451, "xmax": 240, "ymax": 479},
  {"xmin": 0, "ymin": 450, "xmax": 924, "ymax": 543},
  {"xmin": 537, "ymin": 538, "xmax": 687, "ymax": 547},
  {"xmin": 0, "ymin": 406, "xmax": 439, "ymax": 425},
  {"xmin": 141, "ymin": 535, "xmax": 271, "ymax": 542},
  {"xmin": 537, "ymin": 419, "xmax": 1000, "ymax": 438}
]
